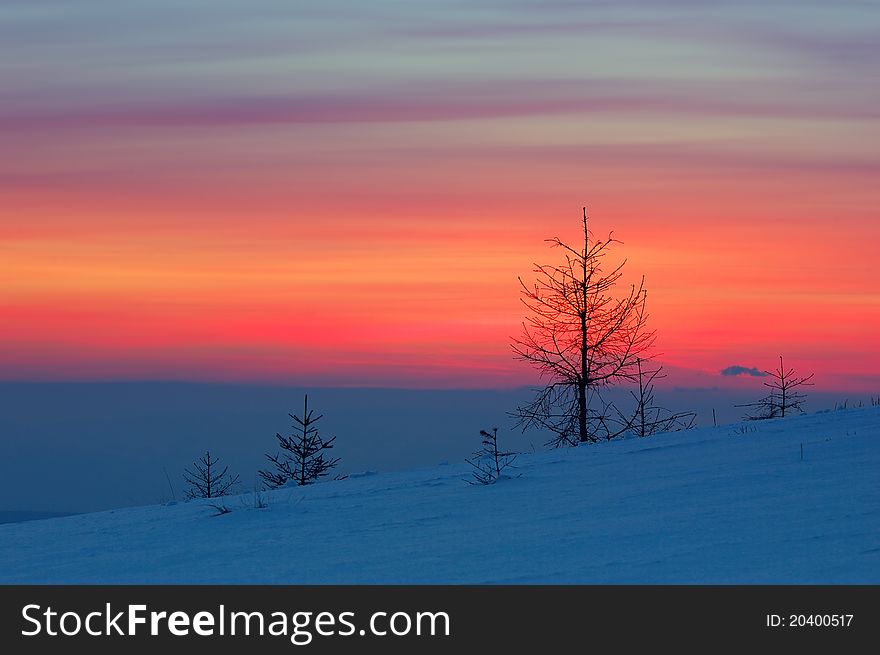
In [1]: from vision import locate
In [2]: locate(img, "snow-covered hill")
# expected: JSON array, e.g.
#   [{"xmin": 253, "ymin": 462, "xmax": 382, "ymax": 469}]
[{"xmin": 1, "ymin": 407, "xmax": 878, "ymax": 584}]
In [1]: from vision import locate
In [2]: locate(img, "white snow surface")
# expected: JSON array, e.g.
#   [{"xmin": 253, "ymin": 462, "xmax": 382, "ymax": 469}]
[{"xmin": 1, "ymin": 407, "xmax": 878, "ymax": 583}]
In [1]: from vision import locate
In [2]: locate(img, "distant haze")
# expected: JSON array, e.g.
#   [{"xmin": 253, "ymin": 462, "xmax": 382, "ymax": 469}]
[{"xmin": 0, "ymin": 382, "xmax": 871, "ymax": 515}]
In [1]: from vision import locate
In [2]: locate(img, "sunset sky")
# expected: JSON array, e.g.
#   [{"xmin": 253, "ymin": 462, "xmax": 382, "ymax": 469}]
[{"xmin": 2, "ymin": 1, "xmax": 878, "ymax": 391}]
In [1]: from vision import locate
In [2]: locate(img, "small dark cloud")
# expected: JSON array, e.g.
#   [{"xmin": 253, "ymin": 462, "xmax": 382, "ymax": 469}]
[{"xmin": 720, "ymin": 365, "xmax": 767, "ymax": 377}]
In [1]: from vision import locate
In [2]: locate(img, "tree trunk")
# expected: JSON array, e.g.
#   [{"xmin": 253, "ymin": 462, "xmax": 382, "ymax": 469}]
[
  {"xmin": 638, "ymin": 359, "xmax": 646, "ymax": 437},
  {"xmin": 578, "ymin": 380, "xmax": 588, "ymax": 443},
  {"xmin": 779, "ymin": 356, "xmax": 786, "ymax": 417},
  {"xmin": 578, "ymin": 207, "xmax": 589, "ymax": 443}
]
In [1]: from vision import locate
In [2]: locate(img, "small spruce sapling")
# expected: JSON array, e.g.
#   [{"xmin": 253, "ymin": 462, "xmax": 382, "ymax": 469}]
[
  {"xmin": 260, "ymin": 394, "xmax": 341, "ymax": 488},
  {"xmin": 466, "ymin": 427, "xmax": 517, "ymax": 485},
  {"xmin": 737, "ymin": 355, "xmax": 814, "ymax": 420},
  {"xmin": 183, "ymin": 451, "xmax": 240, "ymax": 500}
]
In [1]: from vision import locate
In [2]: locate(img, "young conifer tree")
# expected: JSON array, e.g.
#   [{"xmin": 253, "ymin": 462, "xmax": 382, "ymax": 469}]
[
  {"xmin": 260, "ymin": 395, "xmax": 341, "ymax": 488},
  {"xmin": 738, "ymin": 355, "xmax": 814, "ymax": 420},
  {"xmin": 183, "ymin": 451, "xmax": 239, "ymax": 499}
]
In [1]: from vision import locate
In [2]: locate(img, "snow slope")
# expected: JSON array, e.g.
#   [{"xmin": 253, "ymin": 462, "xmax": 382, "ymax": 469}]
[{"xmin": 1, "ymin": 407, "xmax": 878, "ymax": 583}]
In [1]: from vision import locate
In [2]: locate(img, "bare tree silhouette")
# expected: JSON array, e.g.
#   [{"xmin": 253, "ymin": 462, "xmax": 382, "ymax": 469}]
[
  {"xmin": 737, "ymin": 355, "xmax": 814, "ymax": 420},
  {"xmin": 620, "ymin": 358, "xmax": 695, "ymax": 437},
  {"xmin": 260, "ymin": 394, "xmax": 341, "ymax": 488},
  {"xmin": 183, "ymin": 451, "xmax": 240, "ymax": 500},
  {"xmin": 513, "ymin": 208, "xmax": 655, "ymax": 446}
]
